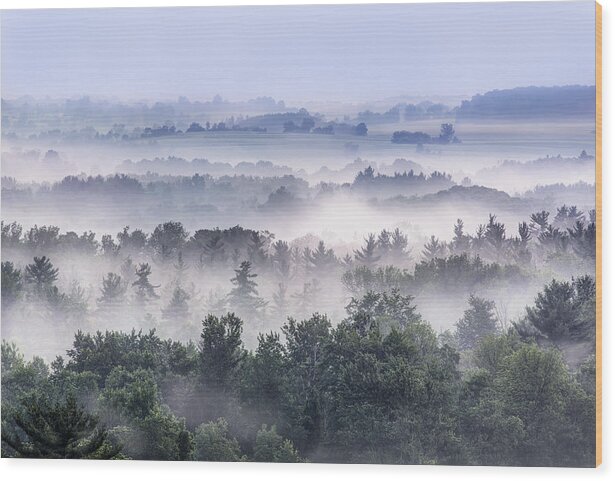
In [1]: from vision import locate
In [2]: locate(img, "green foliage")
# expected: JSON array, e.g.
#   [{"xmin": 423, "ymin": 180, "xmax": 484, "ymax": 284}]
[
  {"xmin": 455, "ymin": 295, "xmax": 499, "ymax": 350},
  {"xmin": 66, "ymin": 329, "xmax": 197, "ymax": 383},
  {"xmin": 2, "ymin": 393, "xmax": 119, "ymax": 459},
  {"xmin": 459, "ymin": 338, "xmax": 595, "ymax": 467},
  {"xmin": 112, "ymin": 406, "xmax": 191, "ymax": 461},
  {"xmin": 342, "ymin": 265, "xmax": 412, "ymax": 296},
  {"xmin": 193, "ymin": 418, "xmax": 244, "ymax": 462},
  {"xmin": 97, "ymin": 272, "xmax": 127, "ymax": 307},
  {"xmin": 354, "ymin": 233, "xmax": 381, "ymax": 266},
  {"xmin": 518, "ymin": 276, "xmax": 595, "ymax": 343},
  {"xmin": 228, "ymin": 261, "xmax": 267, "ymax": 318},
  {"xmin": 200, "ymin": 313, "xmax": 244, "ymax": 389},
  {"xmin": 132, "ymin": 263, "xmax": 160, "ymax": 300},
  {"xmin": 100, "ymin": 367, "xmax": 159, "ymax": 421},
  {"xmin": 24, "ymin": 256, "xmax": 59, "ymax": 290},
  {"xmin": 253, "ymin": 425, "xmax": 302, "ymax": 463},
  {"xmin": 414, "ymin": 254, "xmax": 523, "ymax": 290},
  {"xmin": 1, "ymin": 261, "xmax": 22, "ymax": 307},
  {"xmin": 1, "ymin": 286, "xmax": 597, "ymax": 466},
  {"xmin": 345, "ymin": 289, "xmax": 422, "ymax": 333},
  {"xmin": 162, "ymin": 285, "xmax": 191, "ymax": 322},
  {"xmin": 240, "ymin": 332, "xmax": 288, "ymax": 426}
]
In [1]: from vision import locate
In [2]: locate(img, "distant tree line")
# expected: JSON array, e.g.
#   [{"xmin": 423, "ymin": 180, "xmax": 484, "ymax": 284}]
[{"xmin": 392, "ymin": 123, "xmax": 460, "ymax": 144}]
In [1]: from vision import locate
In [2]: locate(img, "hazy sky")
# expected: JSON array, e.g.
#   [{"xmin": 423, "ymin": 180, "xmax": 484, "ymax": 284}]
[{"xmin": 1, "ymin": 1, "xmax": 596, "ymax": 103}]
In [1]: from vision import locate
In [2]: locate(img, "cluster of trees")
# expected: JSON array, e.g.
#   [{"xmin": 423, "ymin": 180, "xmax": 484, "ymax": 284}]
[
  {"xmin": 417, "ymin": 209, "xmax": 596, "ymax": 267},
  {"xmin": 352, "ymin": 166, "xmax": 454, "ymax": 197},
  {"xmin": 283, "ymin": 119, "xmax": 368, "ymax": 136},
  {"xmin": 2, "ymin": 172, "xmax": 312, "ymax": 211},
  {"xmin": 0, "ymin": 95, "xmax": 292, "ymax": 139},
  {"xmin": 1, "ymin": 205, "xmax": 595, "ymax": 335},
  {"xmin": 186, "ymin": 122, "xmax": 266, "ymax": 133},
  {"xmin": 2, "ymin": 278, "xmax": 596, "ymax": 464},
  {"xmin": 392, "ymin": 123, "xmax": 460, "ymax": 144},
  {"xmin": 118, "ymin": 157, "xmax": 296, "ymax": 177},
  {"xmin": 355, "ymin": 101, "xmax": 452, "ymax": 124}
]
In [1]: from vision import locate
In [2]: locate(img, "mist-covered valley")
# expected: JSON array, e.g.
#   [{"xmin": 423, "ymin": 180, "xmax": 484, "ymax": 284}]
[{"xmin": 1, "ymin": 85, "xmax": 598, "ymax": 465}]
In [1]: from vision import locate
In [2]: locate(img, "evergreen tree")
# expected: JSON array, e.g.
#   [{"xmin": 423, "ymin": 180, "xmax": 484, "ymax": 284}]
[
  {"xmin": 271, "ymin": 240, "xmax": 292, "ymax": 282},
  {"xmin": 529, "ymin": 210, "xmax": 550, "ymax": 235},
  {"xmin": 247, "ymin": 231, "xmax": 269, "ymax": 267},
  {"xmin": 97, "ymin": 273, "xmax": 127, "ymax": 307},
  {"xmin": 518, "ymin": 276, "xmax": 595, "ymax": 343},
  {"xmin": 1, "ymin": 261, "xmax": 22, "ymax": 308},
  {"xmin": 421, "ymin": 235, "xmax": 446, "ymax": 260},
  {"xmin": 455, "ymin": 295, "xmax": 499, "ymax": 350},
  {"xmin": 390, "ymin": 227, "xmax": 410, "ymax": 263},
  {"xmin": 452, "ymin": 219, "xmax": 471, "ymax": 253},
  {"xmin": 376, "ymin": 229, "xmax": 392, "ymax": 258},
  {"xmin": 161, "ymin": 285, "xmax": 191, "ymax": 323},
  {"xmin": 149, "ymin": 221, "xmax": 188, "ymax": 262},
  {"xmin": 485, "ymin": 214, "xmax": 506, "ymax": 256},
  {"xmin": 1, "ymin": 393, "xmax": 119, "ymax": 459},
  {"xmin": 227, "ymin": 261, "xmax": 267, "ymax": 317},
  {"xmin": 132, "ymin": 263, "xmax": 160, "ymax": 301},
  {"xmin": 200, "ymin": 233, "xmax": 226, "ymax": 266},
  {"xmin": 341, "ymin": 253, "xmax": 354, "ymax": 268},
  {"xmin": 119, "ymin": 257, "xmax": 134, "ymax": 282},
  {"xmin": 354, "ymin": 233, "xmax": 381, "ymax": 266},
  {"xmin": 199, "ymin": 313, "xmax": 244, "ymax": 389},
  {"xmin": 305, "ymin": 240, "xmax": 337, "ymax": 273},
  {"xmin": 24, "ymin": 256, "xmax": 59, "ymax": 291},
  {"xmin": 101, "ymin": 234, "xmax": 120, "ymax": 258}
]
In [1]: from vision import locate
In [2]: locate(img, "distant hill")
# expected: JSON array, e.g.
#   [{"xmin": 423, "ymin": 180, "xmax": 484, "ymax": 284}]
[
  {"xmin": 380, "ymin": 185, "xmax": 531, "ymax": 211},
  {"xmin": 455, "ymin": 85, "xmax": 595, "ymax": 120}
]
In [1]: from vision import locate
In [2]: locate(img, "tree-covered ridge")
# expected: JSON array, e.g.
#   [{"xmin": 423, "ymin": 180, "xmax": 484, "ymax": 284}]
[{"xmin": 1, "ymin": 281, "xmax": 595, "ymax": 465}]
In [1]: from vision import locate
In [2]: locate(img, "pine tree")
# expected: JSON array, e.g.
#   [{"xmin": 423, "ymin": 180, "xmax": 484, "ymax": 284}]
[
  {"xmin": 1, "ymin": 393, "xmax": 119, "ymax": 459},
  {"xmin": 162, "ymin": 285, "xmax": 191, "ymax": 323},
  {"xmin": 132, "ymin": 263, "xmax": 160, "ymax": 301},
  {"xmin": 1, "ymin": 261, "xmax": 22, "ymax": 308},
  {"xmin": 485, "ymin": 214, "xmax": 506, "ymax": 254},
  {"xmin": 354, "ymin": 234, "xmax": 381, "ymax": 267},
  {"xmin": 97, "ymin": 273, "xmax": 127, "ymax": 307},
  {"xmin": 247, "ymin": 231, "xmax": 269, "ymax": 267},
  {"xmin": 530, "ymin": 210, "xmax": 550, "ymax": 235},
  {"xmin": 24, "ymin": 256, "xmax": 59, "ymax": 290},
  {"xmin": 101, "ymin": 234, "xmax": 120, "ymax": 258},
  {"xmin": 421, "ymin": 235, "xmax": 445, "ymax": 261},
  {"xmin": 199, "ymin": 313, "xmax": 244, "ymax": 389},
  {"xmin": 271, "ymin": 240, "xmax": 292, "ymax": 281},
  {"xmin": 519, "ymin": 276, "xmax": 595, "ymax": 343},
  {"xmin": 452, "ymin": 219, "xmax": 471, "ymax": 253},
  {"xmin": 341, "ymin": 253, "xmax": 354, "ymax": 268},
  {"xmin": 119, "ymin": 257, "xmax": 134, "ymax": 282},
  {"xmin": 227, "ymin": 261, "xmax": 267, "ymax": 318},
  {"xmin": 200, "ymin": 233, "xmax": 226, "ymax": 266},
  {"xmin": 305, "ymin": 240, "xmax": 337, "ymax": 273},
  {"xmin": 376, "ymin": 229, "xmax": 392, "ymax": 258},
  {"xmin": 455, "ymin": 295, "xmax": 499, "ymax": 350}
]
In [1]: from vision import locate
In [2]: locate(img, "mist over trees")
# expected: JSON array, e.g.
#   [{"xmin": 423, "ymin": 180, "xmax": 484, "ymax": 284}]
[{"xmin": 0, "ymin": 82, "xmax": 598, "ymax": 465}]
